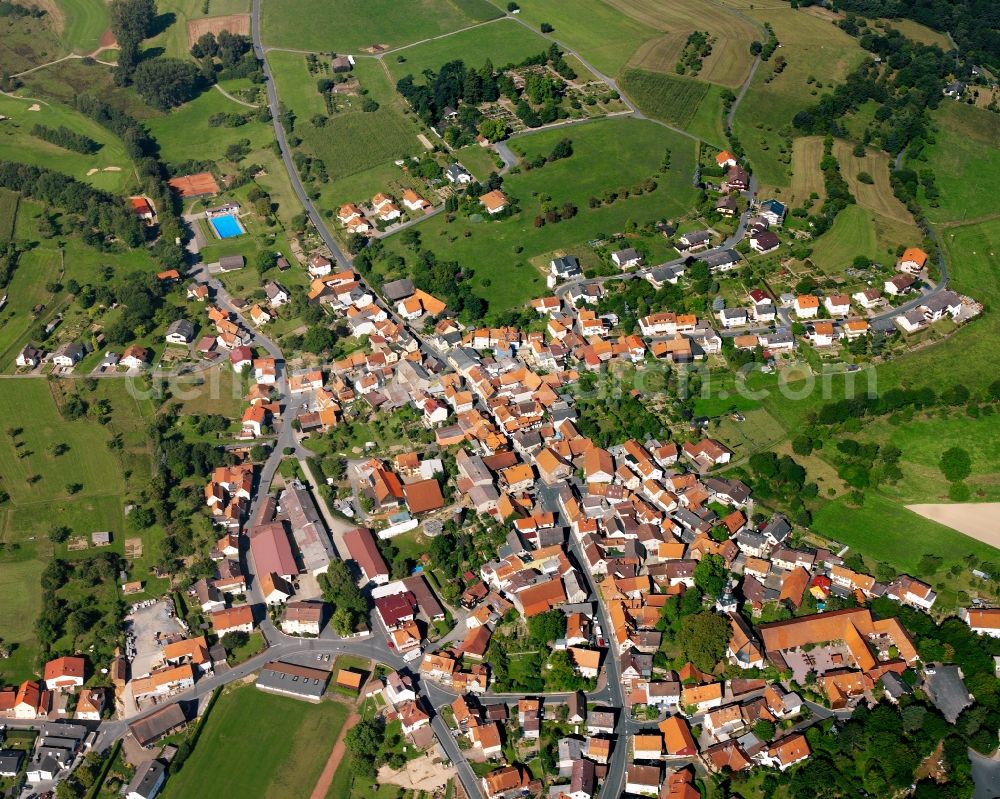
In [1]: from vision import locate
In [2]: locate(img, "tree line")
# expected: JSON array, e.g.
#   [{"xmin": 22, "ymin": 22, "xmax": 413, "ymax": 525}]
[
  {"xmin": 30, "ymin": 123, "xmax": 101, "ymax": 154},
  {"xmin": 0, "ymin": 161, "xmax": 145, "ymax": 246}
]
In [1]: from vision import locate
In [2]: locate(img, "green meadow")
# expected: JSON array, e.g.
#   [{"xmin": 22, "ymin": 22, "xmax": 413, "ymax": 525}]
[
  {"xmin": 261, "ymin": 0, "xmax": 501, "ymax": 53},
  {"xmin": 379, "ymin": 116, "xmax": 699, "ymax": 313}
]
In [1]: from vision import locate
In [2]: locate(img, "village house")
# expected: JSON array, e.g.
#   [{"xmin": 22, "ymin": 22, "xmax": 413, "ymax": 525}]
[
  {"xmin": 749, "ymin": 231, "xmax": 779, "ymax": 254},
  {"xmin": 885, "ymin": 273, "xmax": 916, "ymax": 296},
  {"xmin": 43, "ymin": 657, "xmax": 86, "ymax": 692},
  {"xmin": 824, "ymin": 294, "xmax": 851, "ymax": 317},
  {"xmin": 793, "ymin": 295, "xmax": 819, "ymax": 319},
  {"xmin": 612, "ymin": 247, "xmax": 643, "ymax": 269},
  {"xmin": 898, "ymin": 247, "xmax": 928, "ymax": 275},
  {"xmin": 480, "ymin": 190, "xmax": 509, "ymax": 215}
]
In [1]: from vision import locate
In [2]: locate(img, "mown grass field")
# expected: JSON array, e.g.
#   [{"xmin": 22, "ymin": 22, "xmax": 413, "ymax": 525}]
[
  {"xmin": 380, "ymin": 116, "xmax": 698, "ymax": 313},
  {"xmin": 921, "ymin": 103, "xmax": 1000, "ymax": 224},
  {"xmin": 833, "ymin": 140, "xmax": 914, "ymax": 224},
  {"xmin": 782, "ymin": 135, "xmax": 825, "ymax": 207},
  {"xmin": 55, "ymin": 0, "xmax": 110, "ymax": 54},
  {"xmin": 0, "ymin": 553, "xmax": 44, "ymax": 683},
  {"xmin": 882, "ymin": 18, "xmax": 950, "ymax": 48},
  {"xmin": 863, "ymin": 413, "xmax": 1000, "ymax": 503},
  {"xmin": 684, "ymin": 83, "xmax": 727, "ymax": 145},
  {"xmin": 163, "ymin": 684, "xmax": 350, "ymax": 799},
  {"xmin": 733, "ymin": 8, "xmax": 865, "ymax": 187},
  {"xmin": 0, "ymin": 380, "xmax": 124, "ymax": 505},
  {"xmin": 0, "ymin": 189, "xmax": 18, "ymax": 243},
  {"xmin": 812, "ymin": 492, "xmax": 999, "ymax": 580},
  {"xmin": 619, "ymin": 69, "xmax": 709, "ymax": 130},
  {"xmin": 261, "ymin": 0, "xmax": 501, "ymax": 52},
  {"xmin": 606, "ymin": 0, "xmax": 758, "ymax": 87},
  {"xmin": 511, "ymin": 0, "xmax": 656, "ymax": 77},
  {"xmin": 809, "ymin": 205, "xmax": 919, "ymax": 273},
  {"xmin": 808, "ymin": 205, "xmax": 877, "ymax": 273},
  {"xmin": 385, "ymin": 18, "xmax": 549, "ymax": 80},
  {"xmin": 0, "ymin": 94, "xmax": 137, "ymax": 193}
]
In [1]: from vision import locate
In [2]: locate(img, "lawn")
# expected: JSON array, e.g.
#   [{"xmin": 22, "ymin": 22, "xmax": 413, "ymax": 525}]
[
  {"xmin": 0, "ymin": 378, "xmax": 160, "ymax": 679},
  {"xmin": 385, "ymin": 18, "xmax": 550, "ymax": 81},
  {"xmin": 618, "ymin": 70, "xmax": 710, "ymax": 132},
  {"xmin": 882, "ymin": 17, "xmax": 951, "ymax": 48},
  {"xmin": 164, "ymin": 684, "xmax": 350, "ymax": 799},
  {"xmin": 733, "ymin": 8, "xmax": 865, "ymax": 187},
  {"xmin": 0, "ymin": 188, "xmax": 19, "ymax": 243},
  {"xmin": 513, "ymin": 0, "xmax": 756, "ymax": 84},
  {"xmin": 0, "ymin": 380, "xmax": 124, "ymax": 505},
  {"xmin": 0, "ymin": 94, "xmax": 137, "ymax": 194},
  {"xmin": 921, "ymin": 103, "xmax": 1000, "ymax": 224},
  {"xmin": 261, "ymin": 0, "xmax": 501, "ymax": 52},
  {"xmin": 55, "ymin": 0, "xmax": 111, "ymax": 54},
  {"xmin": 379, "ymin": 116, "xmax": 699, "ymax": 313},
  {"xmin": 145, "ymin": 85, "xmax": 272, "ymax": 167},
  {"xmin": 833, "ymin": 140, "xmax": 914, "ymax": 225}
]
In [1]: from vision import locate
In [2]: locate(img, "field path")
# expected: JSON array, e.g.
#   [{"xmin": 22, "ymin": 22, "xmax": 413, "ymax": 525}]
[
  {"xmin": 214, "ymin": 83, "xmax": 259, "ymax": 108},
  {"xmin": 309, "ymin": 708, "xmax": 360, "ymax": 799}
]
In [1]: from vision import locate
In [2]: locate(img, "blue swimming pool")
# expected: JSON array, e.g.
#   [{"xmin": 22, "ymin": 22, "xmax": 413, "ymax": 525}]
[{"xmin": 210, "ymin": 214, "xmax": 244, "ymax": 239}]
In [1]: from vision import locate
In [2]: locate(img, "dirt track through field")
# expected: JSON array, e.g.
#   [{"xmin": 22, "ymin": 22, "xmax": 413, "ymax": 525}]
[
  {"xmin": 309, "ymin": 709, "xmax": 359, "ymax": 799},
  {"xmin": 906, "ymin": 503, "xmax": 1000, "ymax": 550}
]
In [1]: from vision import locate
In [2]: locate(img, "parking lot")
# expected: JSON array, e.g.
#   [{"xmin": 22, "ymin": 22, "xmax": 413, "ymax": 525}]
[{"xmin": 126, "ymin": 598, "xmax": 188, "ymax": 678}]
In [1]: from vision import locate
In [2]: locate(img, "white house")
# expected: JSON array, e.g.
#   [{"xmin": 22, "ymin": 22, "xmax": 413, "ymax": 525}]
[
  {"xmin": 445, "ymin": 163, "xmax": 473, "ymax": 184},
  {"xmin": 853, "ymin": 288, "xmax": 881, "ymax": 309},
  {"xmin": 165, "ymin": 319, "xmax": 195, "ymax": 345},
  {"xmin": 52, "ymin": 343, "xmax": 85, "ymax": 367},
  {"xmin": 624, "ymin": 764, "xmax": 661, "ymax": 796},
  {"xmin": 308, "ymin": 254, "xmax": 333, "ymax": 277},
  {"xmin": 265, "ymin": 281, "xmax": 290, "ymax": 308},
  {"xmin": 611, "ymin": 248, "xmax": 643, "ymax": 269},
  {"xmin": 16, "ymin": 344, "xmax": 42, "ymax": 368},
  {"xmin": 793, "ymin": 295, "xmax": 819, "ymax": 318},
  {"xmin": 718, "ymin": 308, "xmax": 748, "ymax": 329},
  {"xmin": 823, "ymin": 294, "xmax": 851, "ymax": 317},
  {"xmin": 753, "ymin": 302, "xmax": 776, "ymax": 322},
  {"xmin": 961, "ymin": 608, "xmax": 1000, "ymax": 638}
]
